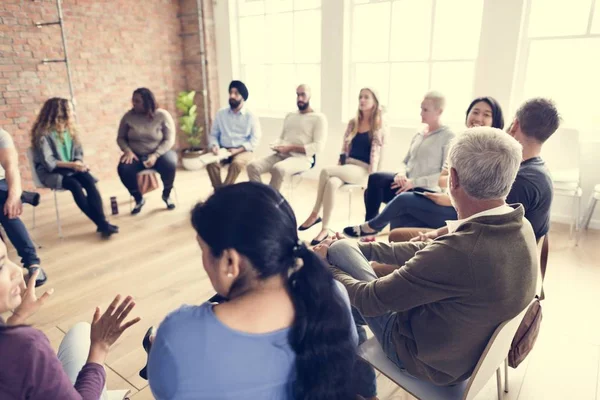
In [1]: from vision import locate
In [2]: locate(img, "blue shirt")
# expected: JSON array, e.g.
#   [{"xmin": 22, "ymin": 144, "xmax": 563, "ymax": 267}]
[
  {"xmin": 148, "ymin": 282, "xmax": 357, "ymax": 400},
  {"xmin": 208, "ymin": 106, "xmax": 261, "ymax": 151}
]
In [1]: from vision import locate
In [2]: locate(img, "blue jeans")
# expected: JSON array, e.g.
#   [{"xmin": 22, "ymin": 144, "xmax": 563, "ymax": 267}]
[
  {"xmin": 0, "ymin": 180, "xmax": 40, "ymax": 268},
  {"xmin": 327, "ymin": 240, "xmax": 404, "ymax": 398},
  {"xmin": 368, "ymin": 191, "xmax": 457, "ymax": 231}
]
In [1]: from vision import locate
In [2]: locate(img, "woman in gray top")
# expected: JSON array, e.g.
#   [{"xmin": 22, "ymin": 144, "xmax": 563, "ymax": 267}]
[
  {"xmin": 117, "ymin": 88, "xmax": 177, "ymax": 215},
  {"xmin": 31, "ymin": 98, "xmax": 118, "ymax": 238}
]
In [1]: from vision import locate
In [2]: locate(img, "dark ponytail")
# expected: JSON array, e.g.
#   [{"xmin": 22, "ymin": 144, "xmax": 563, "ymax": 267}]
[{"xmin": 191, "ymin": 182, "xmax": 355, "ymax": 400}]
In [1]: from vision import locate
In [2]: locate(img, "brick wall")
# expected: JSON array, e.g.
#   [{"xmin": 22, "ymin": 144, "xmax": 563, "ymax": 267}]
[{"xmin": 0, "ymin": 0, "xmax": 218, "ymax": 188}]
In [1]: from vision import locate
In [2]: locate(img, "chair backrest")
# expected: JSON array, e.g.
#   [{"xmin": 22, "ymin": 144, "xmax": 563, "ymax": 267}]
[
  {"xmin": 26, "ymin": 148, "xmax": 45, "ymax": 189},
  {"xmin": 541, "ymin": 127, "xmax": 580, "ymax": 182},
  {"xmin": 463, "ymin": 300, "xmax": 535, "ymax": 400}
]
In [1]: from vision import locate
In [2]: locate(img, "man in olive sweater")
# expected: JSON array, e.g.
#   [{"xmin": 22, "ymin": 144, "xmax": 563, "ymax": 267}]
[{"xmin": 316, "ymin": 127, "xmax": 538, "ymax": 399}]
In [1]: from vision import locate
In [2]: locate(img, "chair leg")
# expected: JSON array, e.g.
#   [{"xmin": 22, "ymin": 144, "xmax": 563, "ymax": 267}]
[
  {"xmin": 581, "ymin": 196, "xmax": 597, "ymax": 230},
  {"xmin": 173, "ymin": 186, "xmax": 179, "ymax": 205},
  {"xmin": 348, "ymin": 190, "xmax": 352, "ymax": 225},
  {"xmin": 496, "ymin": 367, "xmax": 502, "ymax": 400},
  {"xmin": 53, "ymin": 191, "xmax": 63, "ymax": 239},
  {"xmin": 504, "ymin": 358, "xmax": 509, "ymax": 393}
]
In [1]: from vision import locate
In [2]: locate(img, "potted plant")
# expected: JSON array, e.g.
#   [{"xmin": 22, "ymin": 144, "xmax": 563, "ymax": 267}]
[{"xmin": 177, "ymin": 90, "xmax": 205, "ymax": 170}]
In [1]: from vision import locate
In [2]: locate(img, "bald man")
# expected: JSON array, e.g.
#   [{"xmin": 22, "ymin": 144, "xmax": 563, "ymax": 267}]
[{"xmin": 247, "ymin": 84, "xmax": 328, "ymax": 191}]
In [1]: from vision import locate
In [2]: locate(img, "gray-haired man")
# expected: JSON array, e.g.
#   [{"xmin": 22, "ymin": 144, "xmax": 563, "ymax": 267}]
[{"xmin": 315, "ymin": 127, "xmax": 537, "ymax": 399}]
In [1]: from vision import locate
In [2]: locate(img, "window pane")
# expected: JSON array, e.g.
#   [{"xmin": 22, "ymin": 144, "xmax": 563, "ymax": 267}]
[
  {"xmin": 351, "ymin": 3, "xmax": 391, "ymax": 62},
  {"xmin": 388, "ymin": 63, "xmax": 429, "ymax": 122},
  {"xmin": 294, "ymin": 10, "xmax": 321, "ymax": 63},
  {"xmin": 296, "ymin": 64, "xmax": 321, "ymax": 109},
  {"xmin": 294, "ymin": 0, "xmax": 320, "ymax": 10},
  {"xmin": 592, "ymin": 2, "xmax": 600, "ymax": 33},
  {"xmin": 431, "ymin": 61, "xmax": 475, "ymax": 124},
  {"xmin": 528, "ymin": 0, "xmax": 592, "ymax": 37},
  {"xmin": 239, "ymin": 16, "xmax": 266, "ymax": 64},
  {"xmin": 268, "ymin": 64, "xmax": 297, "ymax": 111},
  {"xmin": 266, "ymin": 0, "xmax": 293, "ymax": 14},
  {"xmin": 432, "ymin": 0, "xmax": 483, "ymax": 60},
  {"xmin": 238, "ymin": 0, "xmax": 265, "ymax": 16},
  {"xmin": 524, "ymin": 38, "xmax": 600, "ymax": 128},
  {"xmin": 390, "ymin": 0, "xmax": 432, "ymax": 62},
  {"xmin": 352, "ymin": 63, "xmax": 390, "ymax": 114},
  {"xmin": 242, "ymin": 65, "xmax": 268, "ymax": 110},
  {"xmin": 266, "ymin": 13, "xmax": 294, "ymax": 63}
]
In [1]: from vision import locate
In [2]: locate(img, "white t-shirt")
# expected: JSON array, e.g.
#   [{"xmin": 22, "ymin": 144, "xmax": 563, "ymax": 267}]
[{"xmin": 0, "ymin": 129, "xmax": 15, "ymax": 180}]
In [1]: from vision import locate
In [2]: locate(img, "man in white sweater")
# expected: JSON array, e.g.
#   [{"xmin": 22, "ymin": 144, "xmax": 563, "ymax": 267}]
[{"xmin": 247, "ymin": 84, "xmax": 328, "ymax": 191}]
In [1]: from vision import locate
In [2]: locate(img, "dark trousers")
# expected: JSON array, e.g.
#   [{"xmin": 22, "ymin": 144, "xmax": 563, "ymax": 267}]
[
  {"xmin": 0, "ymin": 180, "xmax": 40, "ymax": 268},
  {"xmin": 364, "ymin": 172, "xmax": 397, "ymax": 221},
  {"xmin": 62, "ymin": 172, "xmax": 108, "ymax": 230},
  {"xmin": 117, "ymin": 150, "xmax": 177, "ymax": 202}
]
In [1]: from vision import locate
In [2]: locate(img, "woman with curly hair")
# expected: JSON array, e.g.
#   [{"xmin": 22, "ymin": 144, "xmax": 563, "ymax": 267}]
[{"xmin": 31, "ymin": 98, "xmax": 118, "ymax": 238}]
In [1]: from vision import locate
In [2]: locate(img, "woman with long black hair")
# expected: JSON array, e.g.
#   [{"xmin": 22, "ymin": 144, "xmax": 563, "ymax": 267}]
[{"xmin": 147, "ymin": 182, "xmax": 358, "ymax": 400}]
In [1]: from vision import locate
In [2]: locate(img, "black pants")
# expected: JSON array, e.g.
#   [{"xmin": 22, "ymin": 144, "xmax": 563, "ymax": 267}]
[
  {"xmin": 0, "ymin": 180, "xmax": 40, "ymax": 268},
  {"xmin": 117, "ymin": 150, "xmax": 177, "ymax": 202},
  {"xmin": 62, "ymin": 172, "xmax": 108, "ymax": 230},
  {"xmin": 363, "ymin": 172, "xmax": 397, "ymax": 221}
]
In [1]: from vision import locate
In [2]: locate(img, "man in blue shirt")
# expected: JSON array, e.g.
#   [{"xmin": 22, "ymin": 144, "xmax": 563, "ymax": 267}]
[{"xmin": 206, "ymin": 80, "xmax": 261, "ymax": 190}]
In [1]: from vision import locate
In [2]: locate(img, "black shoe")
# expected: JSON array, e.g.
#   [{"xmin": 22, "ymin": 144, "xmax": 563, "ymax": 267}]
[
  {"xmin": 310, "ymin": 231, "xmax": 331, "ymax": 246},
  {"xmin": 131, "ymin": 198, "xmax": 146, "ymax": 215},
  {"xmin": 21, "ymin": 191, "xmax": 40, "ymax": 207},
  {"xmin": 162, "ymin": 195, "xmax": 176, "ymax": 210},
  {"xmin": 27, "ymin": 266, "xmax": 48, "ymax": 287},
  {"xmin": 96, "ymin": 224, "xmax": 119, "ymax": 233},
  {"xmin": 343, "ymin": 224, "xmax": 379, "ymax": 238},
  {"xmin": 139, "ymin": 326, "xmax": 155, "ymax": 380},
  {"xmin": 299, "ymin": 217, "xmax": 322, "ymax": 231}
]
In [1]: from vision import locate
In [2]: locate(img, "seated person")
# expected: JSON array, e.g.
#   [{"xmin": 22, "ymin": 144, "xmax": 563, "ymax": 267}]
[
  {"xmin": 347, "ymin": 91, "xmax": 454, "ymax": 238},
  {"xmin": 299, "ymin": 88, "xmax": 387, "ymax": 245},
  {"xmin": 147, "ymin": 182, "xmax": 357, "ymax": 400},
  {"xmin": 0, "ymin": 240, "xmax": 139, "ymax": 399},
  {"xmin": 117, "ymin": 88, "xmax": 177, "ymax": 214},
  {"xmin": 32, "ymin": 98, "xmax": 119, "ymax": 238},
  {"xmin": 247, "ymin": 84, "xmax": 327, "ymax": 192},
  {"xmin": 0, "ymin": 128, "xmax": 47, "ymax": 286},
  {"xmin": 206, "ymin": 80, "xmax": 261, "ymax": 190},
  {"xmin": 345, "ymin": 96, "xmax": 504, "ymax": 238},
  {"xmin": 315, "ymin": 128, "xmax": 537, "ymax": 398},
  {"xmin": 388, "ymin": 97, "xmax": 559, "ymax": 244}
]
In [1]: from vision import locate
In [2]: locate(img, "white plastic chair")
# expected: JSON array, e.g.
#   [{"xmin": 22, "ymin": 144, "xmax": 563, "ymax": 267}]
[
  {"xmin": 128, "ymin": 169, "xmax": 179, "ymax": 211},
  {"xmin": 581, "ymin": 184, "xmax": 600, "ymax": 230},
  {"xmin": 542, "ymin": 128, "xmax": 582, "ymax": 239},
  {"xmin": 339, "ymin": 183, "xmax": 366, "ymax": 224},
  {"xmin": 358, "ymin": 300, "xmax": 534, "ymax": 400},
  {"xmin": 26, "ymin": 148, "xmax": 65, "ymax": 239}
]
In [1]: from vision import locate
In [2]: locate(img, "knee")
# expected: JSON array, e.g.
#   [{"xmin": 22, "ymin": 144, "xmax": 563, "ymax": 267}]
[
  {"xmin": 327, "ymin": 240, "xmax": 357, "ymax": 267},
  {"xmin": 66, "ymin": 322, "xmax": 91, "ymax": 338},
  {"xmin": 271, "ymin": 164, "xmax": 286, "ymax": 179},
  {"xmin": 368, "ymin": 172, "xmax": 385, "ymax": 187},
  {"xmin": 159, "ymin": 152, "xmax": 178, "ymax": 169},
  {"xmin": 247, "ymin": 161, "xmax": 259, "ymax": 175}
]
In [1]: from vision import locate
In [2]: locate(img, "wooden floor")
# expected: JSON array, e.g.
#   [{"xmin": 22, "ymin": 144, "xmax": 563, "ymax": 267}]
[{"xmin": 5, "ymin": 169, "xmax": 600, "ymax": 400}]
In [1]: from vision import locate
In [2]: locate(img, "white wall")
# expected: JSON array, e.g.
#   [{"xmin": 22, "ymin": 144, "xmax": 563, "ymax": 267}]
[{"xmin": 214, "ymin": 0, "xmax": 600, "ymax": 229}]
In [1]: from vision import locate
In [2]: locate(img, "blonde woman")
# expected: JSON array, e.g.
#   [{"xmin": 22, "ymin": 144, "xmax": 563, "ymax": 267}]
[
  {"xmin": 299, "ymin": 88, "xmax": 387, "ymax": 245},
  {"xmin": 32, "ymin": 98, "xmax": 118, "ymax": 238}
]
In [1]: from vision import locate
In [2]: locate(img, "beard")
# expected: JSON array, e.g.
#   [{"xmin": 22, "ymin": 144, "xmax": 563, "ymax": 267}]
[
  {"xmin": 229, "ymin": 98, "xmax": 242, "ymax": 109},
  {"xmin": 297, "ymin": 101, "xmax": 309, "ymax": 111}
]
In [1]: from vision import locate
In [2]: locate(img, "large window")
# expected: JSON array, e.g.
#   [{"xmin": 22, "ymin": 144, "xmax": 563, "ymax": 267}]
[
  {"xmin": 348, "ymin": 0, "xmax": 484, "ymax": 125},
  {"xmin": 234, "ymin": 0, "xmax": 321, "ymax": 114},
  {"xmin": 518, "ymin": 0, "xmax": 600, "ymax": 129}
]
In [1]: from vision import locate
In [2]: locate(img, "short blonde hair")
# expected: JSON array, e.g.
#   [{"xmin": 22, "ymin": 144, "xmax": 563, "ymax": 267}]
[{"xmin": 424, "ymin": 91, "xmax": 446, "ymax": 111}]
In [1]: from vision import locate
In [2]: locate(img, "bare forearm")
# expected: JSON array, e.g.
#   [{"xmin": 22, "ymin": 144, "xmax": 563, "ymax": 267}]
[
  {"xmin": 86, "ymin": 344, "xmax": 108, "ymax": 366},
  {"xmin": 5, "ymin": 165, "xmax": 22, "ymax": 198},
  {"xmin": 229, "ymin": 147, "xmax": 246, "ymax": 156},
  {"xmin": 289, "ymin": 145, "xmax": 306, "ymax": 154}
]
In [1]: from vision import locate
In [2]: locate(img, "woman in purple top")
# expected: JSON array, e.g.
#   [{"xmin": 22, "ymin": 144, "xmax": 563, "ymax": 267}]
[{"xmin": 0, "ymin": 240, "xmax": 140, "ymax": 400}]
